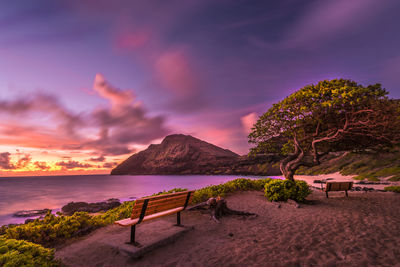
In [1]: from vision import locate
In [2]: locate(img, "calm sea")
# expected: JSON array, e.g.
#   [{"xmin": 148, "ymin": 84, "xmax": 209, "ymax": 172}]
[{"xmin": 0, "ymin": 174, "xmax": 280, "ymax": 226}]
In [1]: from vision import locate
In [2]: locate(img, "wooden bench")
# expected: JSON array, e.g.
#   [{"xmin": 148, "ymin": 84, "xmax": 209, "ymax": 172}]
[
  {"xmin": 115, "ymin": 190, "xmax": 194, "ymax": 246},
  {"xmin": 324, "ymin": 181, "xmax": 353, "ymax": 198}
]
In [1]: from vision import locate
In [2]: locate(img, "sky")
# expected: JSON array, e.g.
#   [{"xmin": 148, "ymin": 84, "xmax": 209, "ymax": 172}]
[{"xmin": 1, "ymin": 0, "xmax": 400, "ymax": 176}]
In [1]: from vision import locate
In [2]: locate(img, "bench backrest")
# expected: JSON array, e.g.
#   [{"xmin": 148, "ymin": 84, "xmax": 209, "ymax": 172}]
[
  {"xmin": 130, "ymin": 191, "xmax": 194, "ymax": 219},
  {"xmin": 325, "ymin": 182, "xmax": 353, "ymax": 192}
]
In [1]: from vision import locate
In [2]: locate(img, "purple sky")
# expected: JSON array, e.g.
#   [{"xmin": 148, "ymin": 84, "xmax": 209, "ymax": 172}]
[{"xmin": 1, "ymin": 0, "xmax": 400, "ymax": 175}]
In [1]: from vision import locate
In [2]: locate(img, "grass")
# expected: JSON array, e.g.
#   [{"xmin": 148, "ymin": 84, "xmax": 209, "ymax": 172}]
[
  {"xmin": 296, "ymin": 150, "xmax": 400, "ymax": 181},
  {"xmin": 384, "ymin": 186, "xmax": 400, "ymax": 193}
]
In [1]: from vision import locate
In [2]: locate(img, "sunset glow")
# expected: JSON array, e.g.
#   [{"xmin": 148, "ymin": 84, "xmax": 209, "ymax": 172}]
[{"xmin": 1, "ymin": 0, "xmax": 400, "ymax": 176}]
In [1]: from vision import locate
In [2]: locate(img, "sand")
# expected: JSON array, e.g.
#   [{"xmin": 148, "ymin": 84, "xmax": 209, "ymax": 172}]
[
  {"xmin": 56, "ymin": 188, "xmax": 400, "ymax": 267},
  {"xmin": 295, "ymin": 172, "xmax": 400, "ymax": 190}
]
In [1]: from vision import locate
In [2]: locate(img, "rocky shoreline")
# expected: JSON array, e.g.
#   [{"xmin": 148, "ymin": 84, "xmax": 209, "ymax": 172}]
[{"xmin": 10, "ymin": 198, "xmax": 122, "ymax": 225}]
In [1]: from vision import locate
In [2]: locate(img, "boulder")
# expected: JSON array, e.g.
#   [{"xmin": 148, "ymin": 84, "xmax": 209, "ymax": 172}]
[
  {"xmin": 13, "ymin": 209, "xmax": 50, "ymax": 217},
  {"xmin": 61, "ymin": 199, "xmax": 121, "ymax": 215}
]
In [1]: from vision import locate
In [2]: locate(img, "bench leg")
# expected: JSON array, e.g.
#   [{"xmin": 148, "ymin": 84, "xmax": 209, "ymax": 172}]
[
  {"xmin": 175, "ymin": 212, "xmax": 182, "ymax": 226},
  {"xmin": 345, "ymin": 190, "xmax": 348, "ymax": 197},
  {"xmin": 325, "ymin": 191, "xmax": 328, "ymax": 198},
  {"xmin": 128, "ymin": 225, "xmax": 141, "ymax": 247},
  {"xmin": 130, "ymin": 225, "xmax": 136, "ymax": 244}
]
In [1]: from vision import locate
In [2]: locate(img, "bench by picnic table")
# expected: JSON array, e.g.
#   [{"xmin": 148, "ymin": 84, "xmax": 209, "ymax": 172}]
[
  {"xmin": 115, "ymin": 190, "xmax": 194, "ymax": 246},
  {"xmin": 323, "ymin": 181, "xmax": 353, "ymax": 198}
]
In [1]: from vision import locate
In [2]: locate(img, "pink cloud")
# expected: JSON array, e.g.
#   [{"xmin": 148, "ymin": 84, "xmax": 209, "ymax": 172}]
[
  {"xmin": 93, "ymin": 73, "xmax": 135, "ymax": 108},
  {"xmin": 56, "ymin": 160, "xmax": 93, "ymax": 169},
  {"xmin": 0, "ymin": 75, "xmax": 169, "ymax": 156},
  {"xmin": 154, "ymin": 49, "xmax": 206, "ymax": 111},
  {"xmin": 240, "ymin": 112, "xmax": 258, "ymax": 134},
  {"xmin": 115, "ymin": 31, "xmax": 149, "ymax": 50},
  {"xmin": 155, "ymin": 49, "xmax": 198, "ymax": 96}
]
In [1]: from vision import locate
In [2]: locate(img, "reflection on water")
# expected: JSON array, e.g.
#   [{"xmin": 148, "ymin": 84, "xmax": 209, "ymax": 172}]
[{"xmin": 0, "ymin": 174, "xmax": 279, "ymax": 225}]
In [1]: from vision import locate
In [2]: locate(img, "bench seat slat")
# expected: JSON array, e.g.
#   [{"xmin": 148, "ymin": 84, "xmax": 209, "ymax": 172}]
[
  {"xmin": 131, "ymin": 199, "xmax": 190, "ymax": 218},
  {"xmin": 325, "ymin": 182, "xmax": 353, "ymax": 192},
  {"xmin": 135, "ymin": 191, "xmax": 194, "ymax": 203},
  {"xmin": 133, "ymin": 194, "xmax": 189, "ymax": 210},
  {"xmin": 115, "ymin": 207, "xmax": 184, "ymax": 227}
]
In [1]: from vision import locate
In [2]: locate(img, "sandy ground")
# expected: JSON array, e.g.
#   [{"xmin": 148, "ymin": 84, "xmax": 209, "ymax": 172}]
[
  {"xmin": 295, "ymin": 172, "xmax": 400, "ymax": 190},
  {"xmin": 56, "ymin": 189, "xmax": 400, "ymax": 267}
]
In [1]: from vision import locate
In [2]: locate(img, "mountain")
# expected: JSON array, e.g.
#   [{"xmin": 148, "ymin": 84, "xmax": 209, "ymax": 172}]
[{"xmin": 110, "ymin": 134, "xmax": 281, "ymax": 175}]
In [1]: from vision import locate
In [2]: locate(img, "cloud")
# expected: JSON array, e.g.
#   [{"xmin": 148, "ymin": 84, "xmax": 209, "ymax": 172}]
[
  {"xmin": 88, "ymin": 74, "xmax": 170, "ymax": 155},
  {"xmin": 241, "ymin": 112, "xmax": 258, "ymax": 134},
  {"xmin": 0, "ymin": 92, "xmax": 83, "ymax": 137},
  {"xmin": 155, "ymin": 49, "xmax": 206, "ymax": 112},
  {"xmin": 282, "ymin": 0, "xmax": 388, "ymax": 48},
  {"xmin": 56, "ymin": 160, "xmax": 93, "ymax": 169},
  {"xmin": 103, "ymin": 162, "xmax": 118, "ymax": 168},
  {"xmin": 89, "ymin": 155, "xmax": 106, "ymax": 162},
  {"xmin": 93, "ymin": 74, "xmax": 135, "ymax": 108},
  {"xmin": 0, "ymin": 75, "xmax": 170, "ymax": 156},
  {"xmin": 34, "ymin": 161, "xmax": 50, "ymax": 170},
  {"xmin": 16, "ymin": 154, "xmax": 31, "ymax": 168},
  {"xmin": 0, "ymin": 152, "xmax": 15, "ymax": 169},
  {"xmin": 114, "ymin": 31, "xmax": 149, "ymax": 51}
]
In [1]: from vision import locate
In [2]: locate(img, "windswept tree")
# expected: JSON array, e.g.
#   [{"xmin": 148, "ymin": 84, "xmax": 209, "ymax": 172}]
[{"xmin": 249, "ymin": 79, "xmax": 400, "ymax": 181}]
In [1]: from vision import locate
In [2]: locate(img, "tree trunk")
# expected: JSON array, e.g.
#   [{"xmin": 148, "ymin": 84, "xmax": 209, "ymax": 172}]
[
  {"xmin": 280, "ymin": 160, "xmax": 295, "ymax": 181},
  {"xmin": 190, "ymin": 197, "xmax": 257, "ymax": 223}
]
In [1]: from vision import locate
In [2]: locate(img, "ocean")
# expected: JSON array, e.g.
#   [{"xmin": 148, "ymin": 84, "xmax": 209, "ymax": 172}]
[{"xmin": 0, "ymin": 174, "xmax": 280, "ymax": 226}]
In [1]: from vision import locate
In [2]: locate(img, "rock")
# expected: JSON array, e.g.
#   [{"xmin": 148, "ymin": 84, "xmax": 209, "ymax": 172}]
[
  {"xmin": 111, "ymin": 134, "xmax": 282, "ymax": 175},
  {"xmin": 61, "ymin": 199, "xmax": 121, "ymax": 215},
  {"xmin": 13, "ymin": 209, "xmax": 50, "ymax": 217},
  {"xmin": 24, "ymin": 218, "xmax": 35, "ymax": 224}
]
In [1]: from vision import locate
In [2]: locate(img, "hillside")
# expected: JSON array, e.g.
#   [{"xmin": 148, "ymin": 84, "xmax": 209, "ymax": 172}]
[
  {"xmin": 296, "ymin": 150, "xmax": 400, "ymax": 181},
  {"xmin": 111, "ymin": 134, "xmax": 281, "ymax": 175}
]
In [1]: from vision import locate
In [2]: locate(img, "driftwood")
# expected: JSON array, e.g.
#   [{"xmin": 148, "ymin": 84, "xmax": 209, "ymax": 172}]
[{"xmin": 189, "ymin": 196, "xmax": 257, "ymax": 223}]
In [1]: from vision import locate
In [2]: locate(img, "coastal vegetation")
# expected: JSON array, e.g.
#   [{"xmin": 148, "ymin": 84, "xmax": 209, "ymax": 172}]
[
  {"xmin": 264, "ymin": 179, "xmax": 311, "ymax": 202},
  {"xmin": 384, "ymin": 186, "xmax": 400, "ymax": 193},
  {"xmin": 249, "ymin": 79, "xmax": 400, "ymax": 181},
  {"xmin": 296, "ymin": 149, "xmax": 400, "ymax": 181},
  {"xmin": 0, "ymin": 236, "xmax": 58, "ymax": 267}
]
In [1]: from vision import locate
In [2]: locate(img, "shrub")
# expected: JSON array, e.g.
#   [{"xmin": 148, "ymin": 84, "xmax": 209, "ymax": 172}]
[
  {"xmin": 0, "ymin": 236, "xmax": 59, "ymax": 267},
  {"xmin": 191, "ymin": 178, "xmax": 273, "ymax": 203},
  {"xmin": 384, "ymin": 186, "xmax": 400, "ymax": 193},
  {"xmin": 264, "ymin": 179, "xmax": 311, "ymax": 202}
]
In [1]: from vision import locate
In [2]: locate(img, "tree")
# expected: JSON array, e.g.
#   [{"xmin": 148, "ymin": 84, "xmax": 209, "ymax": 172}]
[{"xmin": 249, "ymin": 79, "xmax": 400, "ymax": 181}]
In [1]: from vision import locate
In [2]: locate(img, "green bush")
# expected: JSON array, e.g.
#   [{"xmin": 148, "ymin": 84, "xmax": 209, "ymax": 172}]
[
  {"xmin": 191, "ymin": 178, "xmax": 273, "ymax": 203},
  {"xmin": 0, "ymin": 236, "xmax": 59, "ymax": 267},
  {"xmin": 384, "ymin": 186, "xmax": 400, "ymax": 193},
  {"xmin": 264, "ymin": 179, "xmax": 311, "ymax": 202}
]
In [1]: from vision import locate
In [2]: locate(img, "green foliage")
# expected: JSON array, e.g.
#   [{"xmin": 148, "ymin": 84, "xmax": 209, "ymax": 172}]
[
  {"xmin": 191, "ymin": 178, "xmax": 273, "ymax": 203},
  {"xmin": 264, "ymin": 179, "xmax": 311, "ymax": 202},
  {"xmin": 384, "ymin": 186, "xmax": 400, "ymax": 193},
  {"xmin": 151, "ymin": 188, "xmax": 188, "ymax": 196},
  {"xmin": 0, "ymin": 236, "xmax": 59, "ymax": 267},
  {"xmin": 296, "ymin": 150, "xmax": 400, "ymax": 181},
  {"xmin": 1, "ymin": 211, "xmax": 98, "ymax": 247}
]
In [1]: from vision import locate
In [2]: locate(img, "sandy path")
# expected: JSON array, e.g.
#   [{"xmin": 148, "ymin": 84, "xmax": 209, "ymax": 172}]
[{"xmin": 56, "ymin": 190, "xmax": 400, "ymax": 267}]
